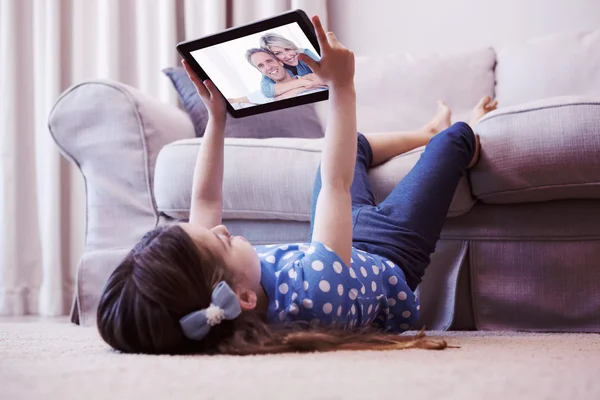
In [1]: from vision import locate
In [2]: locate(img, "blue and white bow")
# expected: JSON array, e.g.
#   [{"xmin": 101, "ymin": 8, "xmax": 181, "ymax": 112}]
[{"xmin": 179, "ymin": 281, "xmax": 242, "ymax": 340}]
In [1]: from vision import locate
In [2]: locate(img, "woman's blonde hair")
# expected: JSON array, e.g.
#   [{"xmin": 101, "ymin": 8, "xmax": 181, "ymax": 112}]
[
  {"xmin": 97, "ymin": 225, "xmax": 447, "ymax": 355},
  {"xmin": 259, "ymin": 32, "xmax": 299, "ymax": 51}
]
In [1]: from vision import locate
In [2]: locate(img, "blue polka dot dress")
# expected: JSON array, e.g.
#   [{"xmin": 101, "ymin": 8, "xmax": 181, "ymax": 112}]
[{"xmin": 256, "ymin": 242, "xmax": 420, "ymax": 331}]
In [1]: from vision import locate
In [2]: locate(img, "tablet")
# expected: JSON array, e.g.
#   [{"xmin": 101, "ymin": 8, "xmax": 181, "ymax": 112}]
[{"xmin": 177, "ymin": 9, "xmax": 328, "ymax": 118}]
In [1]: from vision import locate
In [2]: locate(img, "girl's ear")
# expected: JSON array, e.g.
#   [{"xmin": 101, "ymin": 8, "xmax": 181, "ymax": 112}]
[{"xmin": 236, "ymin": 288, "xmax": 258, "ymax": 311}]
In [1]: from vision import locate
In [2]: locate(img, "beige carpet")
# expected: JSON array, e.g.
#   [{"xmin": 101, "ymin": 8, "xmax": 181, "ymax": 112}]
[{"xmin": 1, "ymin": 318, "xmax": 599, "ymax": 400}]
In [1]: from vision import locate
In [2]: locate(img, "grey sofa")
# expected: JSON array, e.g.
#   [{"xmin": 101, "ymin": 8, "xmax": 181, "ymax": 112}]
[{"xmin": 49, "ymin": 32, "xmax": 600, "ymax": 331}]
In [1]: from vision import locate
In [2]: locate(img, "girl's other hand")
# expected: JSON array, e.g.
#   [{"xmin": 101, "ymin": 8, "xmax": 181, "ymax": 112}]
[
  {"xmin": 182, "ymin": 60, "xmax": 227, "ymax": 122},
  {"xmin": 297, "ymin": 15, "xmax": 354, "ymax": 90}
]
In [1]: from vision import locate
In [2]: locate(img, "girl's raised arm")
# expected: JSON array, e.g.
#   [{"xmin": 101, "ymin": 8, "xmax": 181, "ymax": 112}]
[
  {"xmin": 298, "ymin": 16, "xmax": 357, "ymax": 266},
  {"xmin": 182, "ymin": 60, "xmax": 227, "ymax": 229}
]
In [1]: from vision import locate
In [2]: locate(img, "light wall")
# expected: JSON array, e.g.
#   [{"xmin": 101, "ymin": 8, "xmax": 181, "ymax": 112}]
[{"xmin": 328, "ymin": 0, "xmax": 600, "ymax": 56}]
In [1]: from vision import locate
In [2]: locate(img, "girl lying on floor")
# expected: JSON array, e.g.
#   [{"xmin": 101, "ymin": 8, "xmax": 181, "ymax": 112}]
[{"xmin": 97, "ymin": 15, "xmax": 497, "ymax": 355}]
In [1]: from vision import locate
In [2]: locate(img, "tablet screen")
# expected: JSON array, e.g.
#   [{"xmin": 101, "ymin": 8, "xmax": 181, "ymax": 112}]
[{"xmin": 189, "ymin": 22, "xmax": 326, "ymax": 110}]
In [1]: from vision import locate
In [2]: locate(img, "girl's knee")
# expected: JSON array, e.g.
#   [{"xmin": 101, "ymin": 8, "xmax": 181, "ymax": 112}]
[
  {"xmin": 434, "ymin": 122, "xmax": 476, "ymax": 151},
  {"xmin": 447, "ymin": 121, "xmax": 475, "ymax": 140}
]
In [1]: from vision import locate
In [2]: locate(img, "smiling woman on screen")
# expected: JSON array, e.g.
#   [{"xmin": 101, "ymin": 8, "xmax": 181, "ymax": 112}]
[{"xmin": 258, "ymin": 33, "xmax": 325, "ymax": 98}]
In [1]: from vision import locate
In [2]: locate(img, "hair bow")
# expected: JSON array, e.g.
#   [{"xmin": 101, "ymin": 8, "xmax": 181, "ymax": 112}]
[{"xmin": 179, "ymin": 281, "xmax": 242, "ymax": 340}]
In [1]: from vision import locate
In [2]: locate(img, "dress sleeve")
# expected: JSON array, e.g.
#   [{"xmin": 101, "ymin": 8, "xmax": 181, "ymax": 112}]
[
  {"xmin": 260, "ymin": 75, "xmax": 276, "ymax": 98},
  {"xmin": 270, "ymin": 242, "xmax": 363, "ymax": 326}
]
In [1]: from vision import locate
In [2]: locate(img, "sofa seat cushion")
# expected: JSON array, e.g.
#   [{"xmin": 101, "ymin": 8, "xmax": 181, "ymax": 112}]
[
  {"xmin": 154, "ymin": 137, "xmax": 475, "ymax": 221},
  {"xmin": 471, "ymin": 96, "xmax": 600, "ymax": 204}
]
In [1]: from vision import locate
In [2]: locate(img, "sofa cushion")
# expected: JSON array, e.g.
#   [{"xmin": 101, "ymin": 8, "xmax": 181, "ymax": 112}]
[
  {"xmin": 314, "ymin": 47, "xmax": 496, "ymax": 133},
  {"xmin": 163, "ymin": 66, "xmax": 324, "ymax": 139},
  {"xmin": 154, "ymin": 138, "xmax": 475, "ymax": 221},
  {"xmin": 471, "ymin": 96, "xmax": 600, "ymax": 204},
  {"xmin": 495, "ymin": 29, "xmax": 600, "ymax": 107}
]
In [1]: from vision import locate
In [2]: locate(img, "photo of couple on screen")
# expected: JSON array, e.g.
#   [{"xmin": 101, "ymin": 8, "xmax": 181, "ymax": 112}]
[{"xmin": 190, "ymin": 22, "xmax": 328, "ymax": 110}]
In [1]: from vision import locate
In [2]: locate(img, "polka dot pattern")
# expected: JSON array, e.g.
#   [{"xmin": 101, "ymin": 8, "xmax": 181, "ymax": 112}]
[
  {"xmin": 302, "ymin": 299, "xmax": 313, "ymax": 309},
  {"xmin": 333, "ymin": 261, "xmax": 343, "ymax": 274},
  {"xmin": 299, "ymin": 244, "xmax": 310, "ymax": 252},
  {"xmin": 279, "ymin": 283, "xmax": 289, "ymax": 294},
  {"xmin": 319, "ymin": 280, "xmax": 331, "ymax": 292},
  {"xmin": 311, "ymin": 260, "xmax": 324, "ymax": 271},
  {"xmin": 258, "ymin": 242, "xmax": 417, "ymax": 334}
]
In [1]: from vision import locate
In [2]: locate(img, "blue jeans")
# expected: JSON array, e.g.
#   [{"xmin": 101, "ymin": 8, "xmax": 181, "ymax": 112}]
[{"xmin": 308, "ymin": 122, "xmax": 476, "ymax": 290}]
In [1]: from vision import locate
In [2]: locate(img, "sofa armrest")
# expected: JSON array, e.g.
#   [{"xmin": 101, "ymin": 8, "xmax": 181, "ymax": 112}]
[
  {"xmin": 49, "ymin": 79, "xmax": 195, "ymax": 253},
  {"xmin": 471, "ymin": 96, "xmax": 600, "ymax": 203}
]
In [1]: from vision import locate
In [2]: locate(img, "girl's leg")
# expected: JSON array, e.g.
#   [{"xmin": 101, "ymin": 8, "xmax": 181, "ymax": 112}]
[
  {"xmin": 352, "ymin": 122, "xmax": 477, "ymax": 290},
  {"xmin": 366, "ymin": 100, "xmax": 452, "ymax": 166},
  {"xmin": 352, "ymin": 97, "xmax": 495, "ymax": 289},
  {"xmin": 308, "ymin": 101, "xmax": 452, "ymax": 240}
]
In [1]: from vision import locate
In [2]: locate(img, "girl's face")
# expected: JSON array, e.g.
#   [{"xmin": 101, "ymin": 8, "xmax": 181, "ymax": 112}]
[
  {"xmin": 269, "ymin": 45, "xmax": 299, "ymax": 66},
  {"xmin": 179, "ymin": 223, "xmax": 261, "ymax": 294}
]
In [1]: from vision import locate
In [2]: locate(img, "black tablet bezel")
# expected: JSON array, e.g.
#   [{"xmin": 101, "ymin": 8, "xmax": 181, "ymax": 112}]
[{"xmin": 176, "ymin": 9, "xmax": 328, "ymax": 118}]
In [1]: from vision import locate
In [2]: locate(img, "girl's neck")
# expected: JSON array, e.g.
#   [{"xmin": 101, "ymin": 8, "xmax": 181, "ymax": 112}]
[{"xmin": 255, "ymin": 284, "xmax": 269, "ymax": 318}]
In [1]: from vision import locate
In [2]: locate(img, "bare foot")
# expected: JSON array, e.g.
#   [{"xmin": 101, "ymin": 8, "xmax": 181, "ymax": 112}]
[
  {"xmin": 426, "ymin": 100, "xmax": 452, "ymax": 135},
  {"xmin": 469, "ymin": 96, "xmax": 498, "ymax": 128}
]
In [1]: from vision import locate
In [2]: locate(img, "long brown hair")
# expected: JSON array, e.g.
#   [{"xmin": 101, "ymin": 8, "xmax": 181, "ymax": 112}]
[{"xmin": 97, "ymin": 225, "xmax": 447, "ymax": 355}]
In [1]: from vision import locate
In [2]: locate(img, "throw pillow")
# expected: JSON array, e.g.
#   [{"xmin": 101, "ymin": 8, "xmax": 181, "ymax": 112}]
[{"xmin": 163, "ymin": 66, "xmax": 324, "ymax": 138}]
